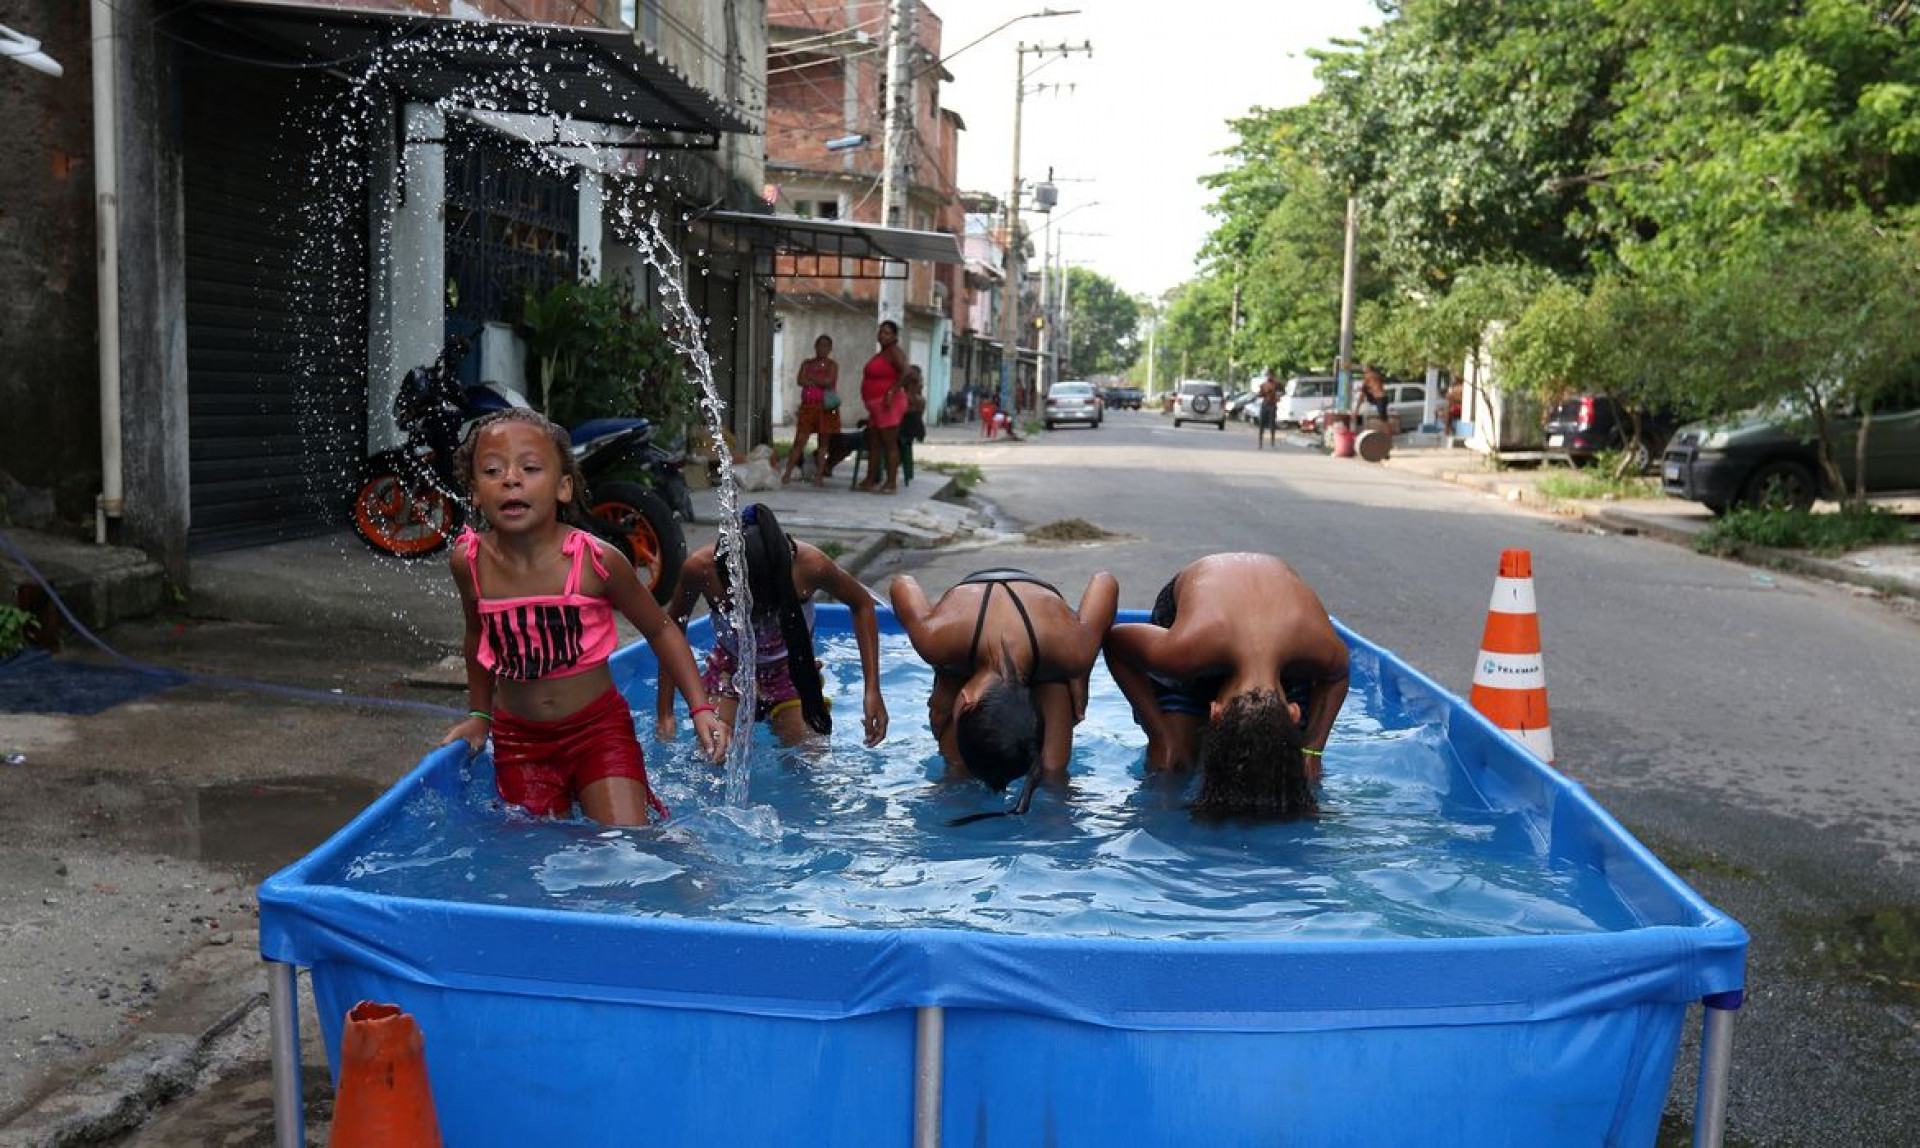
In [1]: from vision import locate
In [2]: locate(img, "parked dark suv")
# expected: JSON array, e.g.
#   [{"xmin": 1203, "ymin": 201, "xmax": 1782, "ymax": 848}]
[
  {"xmin": 1661, "ymin": 398, "xmax": 1920, "ymax": 513},
  {"xmin": 1543, "ymin": 394, "xmax": 1675, "ymax": 468}
]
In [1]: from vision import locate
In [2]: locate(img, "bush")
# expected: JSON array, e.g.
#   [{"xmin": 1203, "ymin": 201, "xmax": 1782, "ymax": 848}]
[
  {"xmin": 1695, "ymin": 507, "xmax": 1913, "ymax": 557},
  {"xmin": 1538, "ymin": 454, "xmax": 1659, "ymax": 501},
  {"xmin": 520, "ymin": 273, "xmax": 696, "ymax": 441},
  {"xmin": 0, "ymin": 604, "xmax": 36, "ymax": 660}
]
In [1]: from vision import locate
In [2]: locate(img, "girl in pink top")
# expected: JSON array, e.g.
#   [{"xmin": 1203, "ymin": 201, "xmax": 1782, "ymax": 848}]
[
  {"xmin": 858, "ymin": 319, "xmax": 909, "ymax": 493},
  {"xmin": 441, "ymin": 410, "xmax": 728, "ymax": 825}
]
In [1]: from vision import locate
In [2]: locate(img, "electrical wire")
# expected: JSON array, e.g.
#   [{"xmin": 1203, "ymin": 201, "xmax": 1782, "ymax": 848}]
[{"xmin": 0, "ymin": 527, "xmax": 462, "ymax": 720}]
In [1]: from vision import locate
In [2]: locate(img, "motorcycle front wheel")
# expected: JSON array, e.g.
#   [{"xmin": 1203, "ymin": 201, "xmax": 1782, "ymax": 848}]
[
  {"xmin": 350, "ymin": 462, "xmax": 462, "ymax": 558},
  {"xmin": 589, "ymin": 481, "xmax": 687, "ymax": 605}
]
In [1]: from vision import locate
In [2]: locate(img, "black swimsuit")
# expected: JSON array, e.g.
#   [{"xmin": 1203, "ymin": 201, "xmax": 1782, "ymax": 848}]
[{"xmin": 940, "ymin": 569, "xmax": 1067, "ymax": 682}]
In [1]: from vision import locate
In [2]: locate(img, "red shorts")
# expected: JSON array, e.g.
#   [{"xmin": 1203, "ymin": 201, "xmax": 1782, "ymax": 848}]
[{"xmin": 491, "ymin": 687, "xmax": 668, "ymax": 820}]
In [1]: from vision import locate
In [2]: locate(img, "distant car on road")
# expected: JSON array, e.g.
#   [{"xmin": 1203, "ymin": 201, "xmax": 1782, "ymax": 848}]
[
  {"xmin": 1173, "ymin": 380, "xmax": 1227, "ymax": 429},
  {"xmin": 1044, "ymin": 380, "xmax": 1103, "ymax": 430},
  {"xmin": 1101, "ymin": 384, "xmax": 1144, "ymax": 410}
]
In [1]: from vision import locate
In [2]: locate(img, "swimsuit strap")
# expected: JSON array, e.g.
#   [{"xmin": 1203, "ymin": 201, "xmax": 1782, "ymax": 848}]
[
  {"xmin": 966, "ymin": 582, "xmax": 1043, "ymax": 676},
  {"xmin": 458, "ymin": 527, "xmax": 484, "ymax": 595},
  {"xmin": 561, "ymin": 529, "xmax": 610, "ymax": 596}
]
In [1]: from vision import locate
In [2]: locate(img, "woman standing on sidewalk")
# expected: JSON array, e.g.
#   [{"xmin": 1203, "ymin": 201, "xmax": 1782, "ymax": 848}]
[
  {"xmin": 859, "ymin": 320, "xmax": 909, "ymax": 492},
  {"xmin": 781, "ymin": 335, "xmax": 841, "ymax": 486}
]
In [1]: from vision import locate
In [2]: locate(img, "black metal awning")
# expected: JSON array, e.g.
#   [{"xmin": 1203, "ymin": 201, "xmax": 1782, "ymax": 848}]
[
  {"xmin": 176, "ymin": 2, "xmax": 756, "ymax": 148},
  {"xmin": 697, "ymin": 210, "xmax": 964, "ymax": 281}
]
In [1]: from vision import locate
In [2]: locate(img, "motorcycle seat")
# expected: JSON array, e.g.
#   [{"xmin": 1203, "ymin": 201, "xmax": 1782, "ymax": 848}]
[{"xmin": 571, "ymin": 417, "xmax": 651, "ymax": 447}]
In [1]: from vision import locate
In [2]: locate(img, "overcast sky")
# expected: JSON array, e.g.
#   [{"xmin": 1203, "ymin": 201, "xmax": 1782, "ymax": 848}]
[{"xmin": 928, "ymin": 0, "xmax": 1381, "ymax": 300}]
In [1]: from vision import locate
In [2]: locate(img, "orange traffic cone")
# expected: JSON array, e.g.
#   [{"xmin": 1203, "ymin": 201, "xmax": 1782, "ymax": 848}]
[
  {"xmin": 1468, "ymin": 549, "xmax": 1555, "ymax": 762},
  {"xmin": 329, "ymin": 1001, "xmax": 443, "ymax": 1147}
]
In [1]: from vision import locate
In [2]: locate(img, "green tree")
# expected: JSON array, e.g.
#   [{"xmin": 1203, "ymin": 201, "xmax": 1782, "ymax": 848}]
[
  {"xmin": 1589, "ymin": 0, "xmax": 1920, "ymax": 268},
  {"xmin": 1305, "ymin": 0, "xmax": 1626, "ymax": 285},
  {"xmin": 1687, "ymin": 214, "xmax": 1920, "ymax": 505},
  {"xmin": 1063, "ymin": 266, "xmax": 1141, "ymax": 376},
  {"xmin": 1155, "ymin": 275, "xmax": 1236, "ymax": 383}
]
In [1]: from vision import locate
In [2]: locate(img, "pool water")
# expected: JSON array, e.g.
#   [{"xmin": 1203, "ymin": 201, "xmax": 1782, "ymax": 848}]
[{"xmin": 325, "ymin": 632, "xmax": 1638, "ymax": 940}]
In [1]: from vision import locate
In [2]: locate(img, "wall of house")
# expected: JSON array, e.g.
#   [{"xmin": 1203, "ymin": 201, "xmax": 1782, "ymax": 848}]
[{"xmin": 0, "ymin": 0, "xmax": 102, "ymax": 528}]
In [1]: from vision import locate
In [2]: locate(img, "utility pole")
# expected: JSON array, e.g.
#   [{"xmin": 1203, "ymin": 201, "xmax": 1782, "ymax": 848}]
[
  {"xmin": 998, "ymin": 38, "xmax": 1090, "ymax": 414},
  {"xmin": 1228, "ymin": 261, "xmax": 1242, "ymax": 383},
  {"xmin": 1145, "ymin": 310, "xmax": 1157, "ymax": 396},
  {"xmin": 877, "ymin": 0, "xmax": 917, "ymax": 331},
  {"xmin": 1335, "ymin": 195, "xmax": 1359, "ymax": 414}
]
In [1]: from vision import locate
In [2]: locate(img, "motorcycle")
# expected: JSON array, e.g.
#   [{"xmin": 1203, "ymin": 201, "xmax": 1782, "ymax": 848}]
[{"xmin": 347, "ymin": 339, "xmax": 692, "ymax": 604}]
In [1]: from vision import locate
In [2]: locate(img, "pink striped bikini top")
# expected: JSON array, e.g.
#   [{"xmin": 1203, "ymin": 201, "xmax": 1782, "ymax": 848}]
[{"xmin": 460, "ymin": 527, "xmax": 619, "ymax": 682}]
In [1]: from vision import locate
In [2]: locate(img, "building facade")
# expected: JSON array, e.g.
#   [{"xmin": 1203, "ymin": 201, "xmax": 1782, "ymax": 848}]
[
  {"xmin": 0, "ymin": 0, "xmax": 764, "ymax": 578},
  {"xmin": 761, "ymin": 0, "xmax": 971, "ymax": 430}
]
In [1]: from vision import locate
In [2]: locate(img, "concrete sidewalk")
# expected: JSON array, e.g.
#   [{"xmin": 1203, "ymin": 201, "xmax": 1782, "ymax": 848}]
[{"xmin": 1373, "ymin": 441, "xmax": 1920, "ymax": 602}]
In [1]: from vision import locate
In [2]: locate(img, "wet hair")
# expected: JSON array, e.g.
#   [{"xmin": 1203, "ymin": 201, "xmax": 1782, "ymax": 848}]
[
  {"xmin": 953, "ymin": 644, "xmax": 1043, "ymax": 791},
  {"xmin": 1191, "ymin": 688, "xmax": 1318, "ymax": 820},
  {"xmin": 454, "ymin": 409, "xmax": 592, "ymax": 529},
  {"xmin": 716, "ymin": 503, "xmax": 830, "ymax": 735}
]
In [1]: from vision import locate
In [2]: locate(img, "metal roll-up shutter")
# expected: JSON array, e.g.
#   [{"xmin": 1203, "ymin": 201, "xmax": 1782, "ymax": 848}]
[{"xmin": 184, "ymin": 63, "xmax": 366, "ymax": 551}]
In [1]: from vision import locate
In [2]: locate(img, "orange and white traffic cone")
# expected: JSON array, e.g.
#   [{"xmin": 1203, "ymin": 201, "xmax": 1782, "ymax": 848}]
[
  {"xmin": 330, "ymin": 1001, "xmax": 443, "ymax": 1147},
  {"xmin": 1468, "ymin": 549, "xmax": 1554, "ymax": 762}
]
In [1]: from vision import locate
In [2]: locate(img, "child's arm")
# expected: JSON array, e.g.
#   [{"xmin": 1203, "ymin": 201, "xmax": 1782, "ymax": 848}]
[
  {"xmin": 1068, "ymin": 571, "xmax": 1120, "ymax": 673},
  {"xmin": 887, "ymin": 574, "xmax": 948, "ymax": 663},
  {"xmin": 803, "ymin": 544, "xmax": 888, "ymax": 746},
  {"xmin": 654, "ymin": 550, "xmax": 710, "ymax": 741},
  {"xmin": 598, "ymin": 542, "xmax": 730, "ymax": 765},
  {"xmin": 441, "ymin": 550, "xmax": 493, "ymax": 754}
]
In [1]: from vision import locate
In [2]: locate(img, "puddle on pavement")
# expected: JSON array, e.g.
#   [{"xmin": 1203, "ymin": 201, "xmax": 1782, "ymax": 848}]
[
  {"xmin": 189, "ymin": 776, "xmax": 389, "ymax": 884},
  {"xmin": 1793, "ymin": 905, "xmax": 1920, "ymax": 1008}
]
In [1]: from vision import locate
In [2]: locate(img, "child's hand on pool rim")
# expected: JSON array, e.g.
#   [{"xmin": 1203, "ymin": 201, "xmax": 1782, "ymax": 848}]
[
  {"xmin": 440, "ymin": 715, "xmax": 491, "ymax": 756},
  {"xmin": 692, "ymin": 709, "xmax": 730, "ymax": 764}
]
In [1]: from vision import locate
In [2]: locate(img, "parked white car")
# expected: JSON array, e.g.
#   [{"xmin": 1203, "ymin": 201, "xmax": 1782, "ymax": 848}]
[
  {"xmin": 1173, "ymin": 380, "xmax": 1227, "ymax": 429},
  {"xmin": 1276, "ymin": 375, "xmax": 1338, "ymax": 427}
]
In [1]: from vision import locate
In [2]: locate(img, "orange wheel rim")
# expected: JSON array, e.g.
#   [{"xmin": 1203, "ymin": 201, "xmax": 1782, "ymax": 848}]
[
  {"xmin": 593, "ymin": 501, "xmax": 663, "ymax": 591},
  {"xmin": 358, "ymin": 478, "xmax": 453, "ymax": 555}
]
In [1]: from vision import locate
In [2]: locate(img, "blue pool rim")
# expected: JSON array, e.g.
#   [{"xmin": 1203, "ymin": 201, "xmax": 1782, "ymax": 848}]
[{"xmin": 258, "ymin": 606, "xmax": 1747, "ymax": 1032}]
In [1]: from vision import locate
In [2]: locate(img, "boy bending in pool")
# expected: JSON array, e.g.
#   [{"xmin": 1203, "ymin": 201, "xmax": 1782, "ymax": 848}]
[{"xmin": 1102, "ymin": 553, "xmax": 1348, "ymax": 819}]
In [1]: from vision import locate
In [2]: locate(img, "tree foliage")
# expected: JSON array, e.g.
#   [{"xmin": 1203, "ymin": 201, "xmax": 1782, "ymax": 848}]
[
  {"xmin": 1063, "ymin": 266, "xmax": 1141, "ymax": 377},
  {"xmin": 1167, "ymin": 0, "xmax": 1920, "ymax": 477}
]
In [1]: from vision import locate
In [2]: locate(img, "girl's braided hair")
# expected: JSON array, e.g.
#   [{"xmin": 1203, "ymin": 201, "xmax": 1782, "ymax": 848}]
[{"xmin": 717, "ymin": 504, "xmax": 830, "ymax": 735}]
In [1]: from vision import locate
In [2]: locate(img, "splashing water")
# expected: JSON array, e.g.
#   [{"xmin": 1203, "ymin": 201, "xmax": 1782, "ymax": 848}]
[
  {"xmin": 623, "ymin": 217, "xmax": 757, "ymax": 805},
  {"xmin": 283, "ymin": 24, "xmax": 760, "ymax": 799}
]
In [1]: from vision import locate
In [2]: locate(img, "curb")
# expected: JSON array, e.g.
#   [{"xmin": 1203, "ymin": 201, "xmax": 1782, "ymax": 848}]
[
  {"xmin": 1394, "ymin": 460, "xmax": 1918, "ymax": 603},
  {"xmin": 0, "ymin": 939, "xmax": 266, "ymax": 1148}
]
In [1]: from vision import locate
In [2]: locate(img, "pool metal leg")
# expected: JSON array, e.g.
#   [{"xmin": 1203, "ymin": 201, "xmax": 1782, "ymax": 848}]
[
  {"xmin": 268, "ymin": 960, "xmax": 305, "ymax": 1148},
  {"xmin": 1694, "ymin": 991, "xmax": 1741, "ymax": 1148},
  {"xmin": 913, "ymin": 1006, "xmax": 945, "ymax": 1147}
]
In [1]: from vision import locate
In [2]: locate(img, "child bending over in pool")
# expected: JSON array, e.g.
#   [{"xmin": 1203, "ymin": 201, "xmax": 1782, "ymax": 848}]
[
  {"xmin": 1102, "ymin": 553, "xmax": 1348, "ymax": 819},
  {"xmin": 890, "ymin": 567, "xmax": 1117, "ymax": 793},
  {"xmin": 657, "ymin": 503, "xmax": 889, "ymax": 747},
  {"xmin": 440, "ymin": 410, "xmax": 728, "ymax": 825}
]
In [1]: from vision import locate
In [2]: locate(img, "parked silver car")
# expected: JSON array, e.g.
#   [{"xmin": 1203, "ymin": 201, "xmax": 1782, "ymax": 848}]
[{"xmin": 1044, "ymin": 380, "xmax": 1103, "ymax": 430}]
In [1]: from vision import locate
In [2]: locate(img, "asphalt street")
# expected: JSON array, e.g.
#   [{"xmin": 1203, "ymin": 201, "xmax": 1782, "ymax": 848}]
[{"xmin": 2, "ymin": 408, "xmax": 1917, "ymax": 1146}]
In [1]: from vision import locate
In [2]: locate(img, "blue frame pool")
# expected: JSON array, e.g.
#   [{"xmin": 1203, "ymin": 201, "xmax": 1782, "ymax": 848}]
[{"xmin": 259, "ymin": 607, "xmax": 1746, "ymax": 1147}]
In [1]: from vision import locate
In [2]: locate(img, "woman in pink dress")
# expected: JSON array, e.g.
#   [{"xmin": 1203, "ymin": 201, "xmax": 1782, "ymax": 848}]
[{"xmin": 859, "ymin": 319, "xmax": 909, "ymax": 493}]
